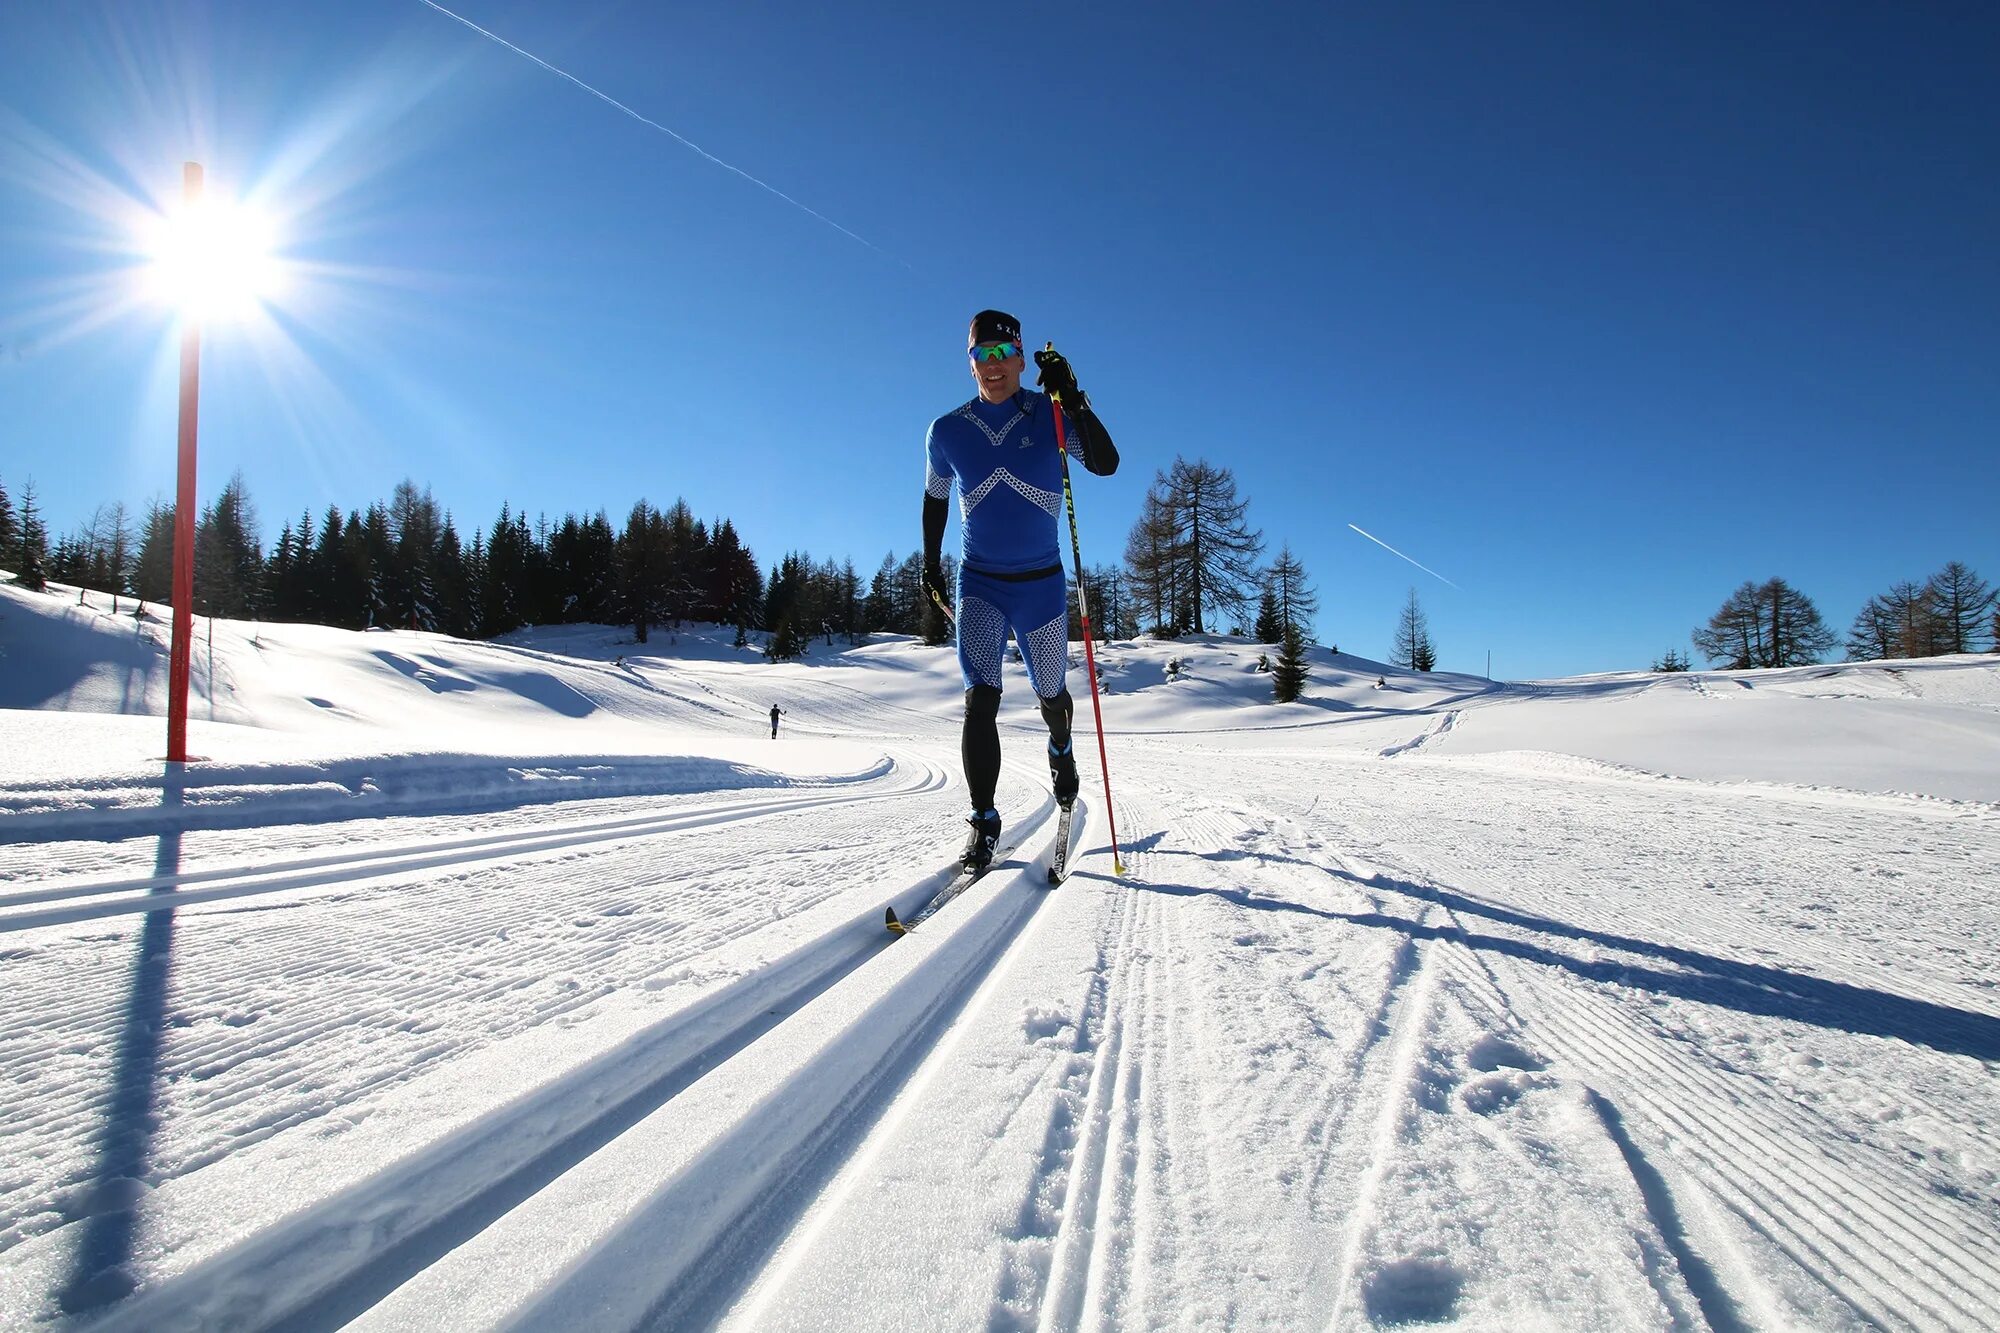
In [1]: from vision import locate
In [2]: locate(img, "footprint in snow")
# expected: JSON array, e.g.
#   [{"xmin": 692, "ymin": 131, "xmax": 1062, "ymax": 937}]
[
  {"xmin": 1362, "ymin": 1255, "xmax": 1466, "ymax": 1325},
  {"xmin": 1459, "ymin": 1033, "xmax": 1552, "ymax": 1116}
]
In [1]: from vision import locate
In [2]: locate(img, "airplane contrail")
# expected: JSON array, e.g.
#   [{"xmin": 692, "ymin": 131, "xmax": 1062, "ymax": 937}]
[
  {"xmin": 1348, "ymin": 523, "xmax": 1462, "ymax": 591},
  {"xmin": 414, "ymin": 0, "xmax": 909, "ymax": 269}
]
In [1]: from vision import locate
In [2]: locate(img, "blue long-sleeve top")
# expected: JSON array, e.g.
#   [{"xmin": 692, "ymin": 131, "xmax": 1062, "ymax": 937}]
[{"xmin": 923, "ymin": 390, "xmax": 1116, "ymax": 576}]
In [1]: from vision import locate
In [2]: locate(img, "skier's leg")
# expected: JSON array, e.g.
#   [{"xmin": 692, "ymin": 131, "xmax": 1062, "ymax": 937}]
[
  {"xmin": 1016, "ymin": 573, "xmax": 1071, "ymax": 705},
  {"xmin": 1037, "ymin": 689, "xmax": 1074, "ymax": 751},
  {"xmin": 956, "ymin": 584, "xmax": 1009, "ymax": 816},
  {"xmin": 963, "ymin": 684, "xmax": 1002, "ymax": 813},
  {"xmin": 1017, "ymin": 574, "xmax": 1080, "ymax": 806}
]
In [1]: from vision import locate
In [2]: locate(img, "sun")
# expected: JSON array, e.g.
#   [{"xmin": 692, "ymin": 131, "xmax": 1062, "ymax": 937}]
[{"xmin": 140, "ymin": 192, "xmax": 286, "ymax": 320}]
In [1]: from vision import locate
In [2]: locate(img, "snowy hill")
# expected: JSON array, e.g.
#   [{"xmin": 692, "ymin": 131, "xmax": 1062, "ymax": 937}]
[{"xmin": 2, "ymin": 576, "xmax": 1998, "ymax": 1330}]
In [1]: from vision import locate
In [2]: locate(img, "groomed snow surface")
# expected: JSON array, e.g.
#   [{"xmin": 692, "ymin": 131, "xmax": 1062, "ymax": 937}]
[{"xmin": 2, "ymin": 577, "xmax": 1997, "ymax": 1331}]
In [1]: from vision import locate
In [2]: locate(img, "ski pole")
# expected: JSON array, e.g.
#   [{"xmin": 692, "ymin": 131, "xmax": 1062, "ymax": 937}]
[
  {"xmin": 927, "ymin": 585, "xmax": 956, "ymax": 625},
  {"xmin": 1047, "ymin": 367, "xmax": 1126, "ymax": 876}
]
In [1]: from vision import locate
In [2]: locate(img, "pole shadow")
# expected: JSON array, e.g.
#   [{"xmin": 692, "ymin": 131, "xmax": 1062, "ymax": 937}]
[
  {"xmin": 55, "ymin": 768, "xmax": 184, "ymax": 1317},
  {"xmin": 1125, "ymin": 848, "xmax": 2000, "ymax": 1063}
]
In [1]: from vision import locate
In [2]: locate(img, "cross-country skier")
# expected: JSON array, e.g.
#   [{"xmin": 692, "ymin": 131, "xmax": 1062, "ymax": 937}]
[
  {"xmin": 769, "ymin": 704, "xmax": 784, "ymax": 738},
  {"xmin": 923, "ymin": 310, "xmax": 1119, "ymax": 871}
]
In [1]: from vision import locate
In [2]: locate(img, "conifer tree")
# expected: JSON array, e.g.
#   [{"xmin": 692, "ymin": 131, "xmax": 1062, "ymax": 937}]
[
  {"xmin": 132, "ymin": 499, "xmax": 175, "ymax": 605},
  {"xmin": 15, "ymin": 480, "xmax": 49, "ymax": 591},
  {"xmin": 1272, "ymin": 621, "xmax": 1311, "ymax": 702},
  {"xmin": 614, "ymin": 500, "xmax": 666, "ymax": 642},
  {"xmin": 193, "ymin": 471, "xmax": 264, "ymax": 618},
  {"xmin": 0, "ymin": 475, "xmax": 15, "ymax": 562},
  {"xmin": 1923, "ymin": 561, "xmax": 1994, "ymax": 654},
  {"xmin": 1266, "ymin": 542, "xmax": 1318, "ymax": 643},
  {"xmin": 1394, "ymin": 588, "xmax": 1435, "ymax": 671},
  {"xmin": 1254, "ymin": 586, "xmax": 1282, "ymax": 643},
  {"xmin": 1693, "ymin": 577, "xmax": 1834, "ymax": 668}
]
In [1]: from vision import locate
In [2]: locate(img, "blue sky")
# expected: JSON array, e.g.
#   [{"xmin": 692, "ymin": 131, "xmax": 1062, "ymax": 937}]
[{"xmin": 3, "ymin": 1, "xmax": 1995, "ymax": 679}]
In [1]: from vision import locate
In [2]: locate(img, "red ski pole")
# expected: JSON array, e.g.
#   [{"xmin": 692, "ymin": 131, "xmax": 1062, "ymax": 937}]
[{"xmin": 1048, "ymin": 383, "xmax": 1126, "ymax": 876}]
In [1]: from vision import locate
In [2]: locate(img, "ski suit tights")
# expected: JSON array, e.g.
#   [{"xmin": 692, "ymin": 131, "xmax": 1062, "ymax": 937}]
[{"xmin": 964, "ymin": 685, "xmax": 1071, "ymax": 814}]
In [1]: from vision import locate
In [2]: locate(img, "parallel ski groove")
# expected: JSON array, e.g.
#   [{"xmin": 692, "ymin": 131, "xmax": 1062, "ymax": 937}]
[
  {"xmin": 0, "ymin": 792, "xmax": 950, "ymax": 1253},
  {"xmin": 1525, "ymin": 977, "xmax": 1996, "ymax": 1330},
  {"xmin": 1321, "ymin": 916, "xmax": 1443, "ymax": 1330},
  {"xmin": 1035, "ymin": 880, "xmax": 1147, "ymax": 1333},
  {"xmin": 1384, "ymin": 856, "xmax": 2000, "ymax": 1331},
  {"xmin": 3, "ymin": 766, "xmax": 944, "ymax": 933}
]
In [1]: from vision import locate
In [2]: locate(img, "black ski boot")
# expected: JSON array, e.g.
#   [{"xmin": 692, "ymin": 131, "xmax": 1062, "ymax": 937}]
[
  {"xmin": 1049, "ymin": 740, "xmax": 1079, "ymax": 809},
  {"xmin": 961, "ymin": 808, "xmax": 1002, "ymax": 871}
]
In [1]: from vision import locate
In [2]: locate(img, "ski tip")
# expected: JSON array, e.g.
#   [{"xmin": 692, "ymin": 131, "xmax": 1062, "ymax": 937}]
[{"xmin": 885, "ymin": 907, "xmax": 908, "ymax": 935}]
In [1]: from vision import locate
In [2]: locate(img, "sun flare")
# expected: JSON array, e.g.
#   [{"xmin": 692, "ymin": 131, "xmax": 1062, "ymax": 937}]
[{"xmin": 140, "ymin": 194, "xmax": 286, "ymax": 319}]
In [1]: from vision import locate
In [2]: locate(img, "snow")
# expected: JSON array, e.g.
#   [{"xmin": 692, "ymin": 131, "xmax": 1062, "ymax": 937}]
[{"xmin": 2, "ymin": 577, "xmax": 1997, "ymax": 1330}]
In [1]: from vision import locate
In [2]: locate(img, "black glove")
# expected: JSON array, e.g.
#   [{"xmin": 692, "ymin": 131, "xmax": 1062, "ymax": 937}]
[
  {"xmin": 1034, "ymin": 344, "xmax": 1086, "ymax": 409},
  {"xmin": 922, "ymin": 557, "xmax": 951, "ymax": 612}
]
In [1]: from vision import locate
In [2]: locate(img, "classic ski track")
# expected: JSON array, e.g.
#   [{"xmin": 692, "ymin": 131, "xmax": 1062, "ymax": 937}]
[
  {"xmin": 0, "ymin": 754, "xmax": 946, "ymax": 932},
  {"xmin": 1372, "ymin": 850, "xmax": 2000, "ymax": 1331},
  {"xmin": 1319, "ymin": 926, "xmax": 1444, "ymax": 1331},
  {"xmin": 1523, "ymin": 970, "xmax": 1999, "ymax": 1331},
  {"xmin": 1033, "ymin": 860, "xmax": 1150, "ymax": 1333},
  {"xmin": 0, "ymin": 758, "xmax": 957, "ymax": 1255},
  {"xmin": 487, "ymin": 799, "xmax": 1073, "ymax": 1333},
  {"xmin": 1030, "ymin": 794, "xmax": 1456, "ymax": 1332},
  {"xmin": 119, "ymin": 863, "xmax": 938, "ymax": 1332},
  {"xmin": 36, "ymin": 770, "xmax": 1070, "ymax": 1331}
]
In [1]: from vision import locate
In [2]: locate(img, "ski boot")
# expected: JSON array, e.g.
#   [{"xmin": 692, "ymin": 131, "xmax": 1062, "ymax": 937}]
[
  {"xmin": 961, "ymin": 808, "xmax": 1002, "ymax": 872},
  {"xmin": 1049, "ymin": 740, "xmax": 1079, "ymax": 809}
]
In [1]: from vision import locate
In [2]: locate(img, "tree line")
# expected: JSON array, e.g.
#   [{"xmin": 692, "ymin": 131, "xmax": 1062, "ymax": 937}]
[
  {"xmin": 0, "ymin": 470, "xmax": 969, "ymax": 658},
  {"xmin": 1679, "ymin": 562, "xmax": 1996, "ymax": 671},
  {"xmin": 5, "ymin": 453, "xmax": 1347, "ymax": 695}
]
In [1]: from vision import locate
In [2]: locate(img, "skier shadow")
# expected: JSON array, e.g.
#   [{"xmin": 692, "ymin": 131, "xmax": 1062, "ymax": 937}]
[
  {"xmin": 1129, "ymin": 849, "xmax": 2000, "ymax": 1064},
  {"xmin": 55, "ymin": 768, "xmax": 186, "ymax": 1316}
]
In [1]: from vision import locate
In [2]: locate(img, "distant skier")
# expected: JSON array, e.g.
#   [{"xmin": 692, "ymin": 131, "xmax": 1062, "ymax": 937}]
[
  {"xmin": 769, "ymin": 705, "xmax": 785, "ymax": 739},
  {"xmin": 923, "ymin": 310, "xmax": 1119, "ymax": 871}
]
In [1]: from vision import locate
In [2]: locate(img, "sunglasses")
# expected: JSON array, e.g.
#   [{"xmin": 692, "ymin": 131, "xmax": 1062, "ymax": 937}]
[{"xmin": 969, "ymin": 340, "xmax": 1021, "ymax": 363}]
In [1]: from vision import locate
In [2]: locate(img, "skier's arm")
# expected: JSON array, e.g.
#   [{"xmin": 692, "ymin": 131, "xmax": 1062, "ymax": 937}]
[
  {"xmin": 1034, "ymin": 346, "xmax": 1118, "ymax": 476},
  {"xmin": 1065, "ymin": 402, "xmax": 1119, "ymax": 477},
  {"xmin": 923, "ymin": 493, "xmax": 948, "ymax": 570},
  {"xmin": 922, "ymin": 423, "xmax": 953, "ymax": 605}
]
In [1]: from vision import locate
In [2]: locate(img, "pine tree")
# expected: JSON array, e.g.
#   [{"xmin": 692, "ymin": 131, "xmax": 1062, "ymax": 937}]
[
  {"xmin": 1652, "ymin": 648, "xmax": 1691, "ymax": 672},
  {"xmin": 15, "ymin": 480, "xmax": 49, "ymax": 591},
  {"xmin": 1266, "ymin": 542, "xmax": 1319, "ymax": 643},
  {"xmin": 101, "ymin": 501, "xmax": 134, "ymax": 610},
  {"xmin": 1253, "ymin": 586, "xmax": 1282, "ymax": 643},
  {"xmin": 864, "ymin": 553, "xmax": 898, "ymax": 633},
  {"xmin": 432, "ymin": 519, "xmax": 474, "ymax": 637},
  {"xmin": 1272, "ymin": 621, "xmax": 1311, "ymax": 702},
  {"xmin": 765, "ymin": 614, "xmax": 806, "ymax": 661},
  {"xmin": 0, "ymin": 475, "xmax": 15, "ymax": 563},
  {"xmin": 1161, "ymin": 457, "xmax": 1263, "ymax": 634},
  {"xmin": 132, "ymin": 499, "xmax": 175, "ymax": 605},
  {"xmin": 1923, "ymin": 561, "xmax": 1994, "ymax": 654},
  {"xmin": 1846, "ymin": 594, "xmax": 1900, "ymax": 662},
  {"xmin": 389, "ymin": 479, "xmax": 446, "ymax": 631},
  {"xmin": 1394, "ymin": 588, "xmax": 1435, "ymax": 671},
  {"xmin": 1122, "ymin": 478, "xmax": 1184, "ymax": 636},
  {"xmin": 192, "ymin": 472, "xmax": 264, "ymax": 619},
  {"xmin": 615, "ymin": 500, "xmax": 665, "ymax": 642},
  {"xmin": 1692, "ymin": 577, "xmax": 1834, "ymax": 668}
]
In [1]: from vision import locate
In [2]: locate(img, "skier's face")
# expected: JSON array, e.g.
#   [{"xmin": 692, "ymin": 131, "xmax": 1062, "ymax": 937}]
[{"xmin": 969, "ymin": 341, "xmax": 1024, "ymax": 403}]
